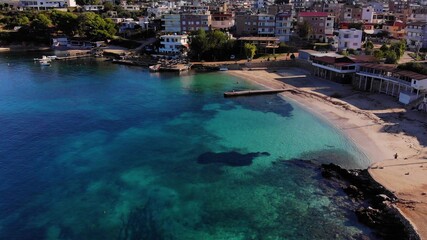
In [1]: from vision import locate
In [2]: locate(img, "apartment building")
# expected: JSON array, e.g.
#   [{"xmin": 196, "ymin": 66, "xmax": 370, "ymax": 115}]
[
  {"xmin": 298, "ymin": 12, "xmax": 334, "ymax": 41},
  {"xmin": 181, "ymin": 13, "xmax": 211, "ymax": 32},
  {"xmin": 159, "ymin": 34, "xmax": 189, "ymax": 54},
  {"xmin": 211, "ymin": 13, "xmax": 234, "ymax": 30},
  {"xmin": 19, "ymin": 0, "xmax": 75, "ymax": 10},
  {"xmin": 406, "ymin": 21, "xmax": 427, "ymax": 50},
  {"xmin": 258, "ymin": 14, "xmax": 275, "ymax": 36},
  {"xmin": 162, "ymin": 14, "xmax": 182, "ymax": 33},
  {"xmin": 275, "ymin": 12, "xmax": 293, "ymax": 42},
  {"xmin": 235, "ymin": 14, "xmax": 259, "ymax": 36},
  {"xmin": 337, "ymin": 28, "xmax": 362, "ymax": 50}
]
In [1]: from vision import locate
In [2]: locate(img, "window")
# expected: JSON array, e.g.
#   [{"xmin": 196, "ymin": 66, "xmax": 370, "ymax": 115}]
[{"xmin": 354, "ymin": 35, "xmax": 359, "ymax": 38}]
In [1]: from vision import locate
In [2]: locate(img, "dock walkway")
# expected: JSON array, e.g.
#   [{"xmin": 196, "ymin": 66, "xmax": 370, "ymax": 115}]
[{"xmin": 56, "ymin": 54, "xmax": 92, "ymax": 60}]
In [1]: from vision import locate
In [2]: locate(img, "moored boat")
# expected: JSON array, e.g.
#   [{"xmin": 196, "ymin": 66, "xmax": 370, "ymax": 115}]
[{"xmin": 149, "ymin": 64, "xmax": 161, "ymax": 72}]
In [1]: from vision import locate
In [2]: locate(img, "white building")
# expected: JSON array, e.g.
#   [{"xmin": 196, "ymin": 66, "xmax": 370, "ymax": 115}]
[
  {"xmin": 19, "ymin": 0, "xmax": 76, "ymax": 9},
  {"xmin": 367, "ymin": 1, "xmax": 388, "ymax": 13},
  {"xmin": 362, "ymin": 6, "xmax": 375, "ymax": 23},
  {"xmin": 83, "ymin": 5, "xmax": 104, "ymax": 11},
  {"xmin": 338, "ymin": 28, "xmax": 362, "ymax": 50},
  {"xmin": 275, "ymin": 12, "xmax": 293, "ymax": 42},
  {"xmin": 159, "ymin": 34, "xmax": 189, "ymax": 55},
  {"xmin": 121, "ymin": 4, "xmax": 140, "ymax": 11},
  {"xmin": 406, "ymin": 21, "xmax": 427, "ymax": 51},
  {"xmin": 162, "ymin": 14, "xmax": 182, "ymax": 34}
]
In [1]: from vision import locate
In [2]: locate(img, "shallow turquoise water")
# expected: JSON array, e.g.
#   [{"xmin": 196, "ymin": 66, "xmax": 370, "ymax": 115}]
[{"xmin": 0, "ymin": 53, "xmax": 372, "ymax": 239}]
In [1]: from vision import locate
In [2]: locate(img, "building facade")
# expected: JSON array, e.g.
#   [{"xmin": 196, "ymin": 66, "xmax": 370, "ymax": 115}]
[
  {"xmin": 338, "ymin": 28, "xmax": 362, "ymax": 50},
  {"xmin": 19, "ymin": 0, "xmax": 76, "ymax": 9},
  {"xmin": 298, "ymin": 12, "xmax": 334, "ymax": 42},
  {"xmin": 275, "ymin": 12, "xmax": 293, "ymax": 42},
  {"xmin": 159, "ymin": 34, "xmax": 189, "ymax": 54},
  {"xmin": 406, "ymin": 21, "xmax": 427, "ymax": 50},
  {"xmin": 180, "ymin": 13, "xmax": 211, "ymax": 32},
  {"xmin": 162, "ymin": 14, "xmax": 182, "ymax": 33}
]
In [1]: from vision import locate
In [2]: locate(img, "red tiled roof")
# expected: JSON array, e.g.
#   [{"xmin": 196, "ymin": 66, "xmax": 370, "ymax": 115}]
[{"xmin": 299, "ymin": 12, "xmax": 329, "ymax": 17}]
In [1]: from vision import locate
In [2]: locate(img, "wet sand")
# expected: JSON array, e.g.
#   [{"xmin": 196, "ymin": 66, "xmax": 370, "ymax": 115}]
[{"xmin": 228, "ymin": 69, "xmax": 427, "ymax": 239}]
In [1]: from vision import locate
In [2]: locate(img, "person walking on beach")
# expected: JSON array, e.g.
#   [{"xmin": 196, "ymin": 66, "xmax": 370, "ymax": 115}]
[{"xmin": 394, "ymin": 153, "xmax": 398, "ymax": 159}]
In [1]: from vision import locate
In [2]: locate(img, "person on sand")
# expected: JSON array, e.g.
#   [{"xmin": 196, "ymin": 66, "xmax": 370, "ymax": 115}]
[{"xmin": 394, "ymin": 153, "xmax": 398, "ymax": 159}]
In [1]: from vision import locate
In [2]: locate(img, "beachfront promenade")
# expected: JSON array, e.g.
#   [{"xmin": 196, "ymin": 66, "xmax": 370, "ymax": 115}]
[{"xmin": 227, "ymin": 67, "xmax": 427, "ymax": 239}]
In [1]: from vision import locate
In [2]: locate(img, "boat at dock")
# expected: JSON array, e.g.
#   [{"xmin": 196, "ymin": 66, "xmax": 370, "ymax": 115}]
[
  {"xmin": 39, "ymin": 60, "xmax": 51, "ymax": 66},
  {"xmin": 34, "ymin": 56, "xmax": 57, "ymax": 61},
  {"xmin": 149, "ymin": 64, "xmax": 161, "ymax": 72}
]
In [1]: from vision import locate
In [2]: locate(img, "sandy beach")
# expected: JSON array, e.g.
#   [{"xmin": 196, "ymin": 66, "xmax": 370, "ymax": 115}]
[{"xmin": 227, "ymin": 68, "xmax": 427, "ymax": 238}]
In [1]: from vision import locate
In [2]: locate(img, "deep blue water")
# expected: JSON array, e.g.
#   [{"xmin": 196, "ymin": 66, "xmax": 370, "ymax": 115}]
[{"xmin": 0, "ymin": 52, "xmax": 373, "ymax": 239}]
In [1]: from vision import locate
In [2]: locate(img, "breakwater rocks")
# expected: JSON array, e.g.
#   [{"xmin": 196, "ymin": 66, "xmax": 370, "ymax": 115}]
[{"xmin": 321, "ymin": 163, "xmax": 420, "ymax": 240}]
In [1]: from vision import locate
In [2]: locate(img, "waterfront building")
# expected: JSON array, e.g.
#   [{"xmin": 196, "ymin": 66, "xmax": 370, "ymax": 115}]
[
  {"xmin": 159, "ymin": 34, "xmax": 189, "ymax": 55},
  {"xmin": 311, "ymin": 56, "xmax": 359, "ymax": 83},
  {"xmin": 238, "ymin": 36, "xmax": 279, "ymax": 54},
  {"xmin": 354, "ymin": 64, "xmax": 427, "ymax": 104}
]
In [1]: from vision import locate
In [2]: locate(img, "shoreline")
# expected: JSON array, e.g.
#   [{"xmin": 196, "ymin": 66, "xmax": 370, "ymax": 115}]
[{"xmin": 227, "ymin": 69, "xmax": 427, "ymax": 239}]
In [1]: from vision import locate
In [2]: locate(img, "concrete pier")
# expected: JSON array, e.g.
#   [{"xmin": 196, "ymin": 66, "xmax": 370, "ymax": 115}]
[{"xmin": 224, "ymin": 89, "xmax": 288, "ymax": 97}]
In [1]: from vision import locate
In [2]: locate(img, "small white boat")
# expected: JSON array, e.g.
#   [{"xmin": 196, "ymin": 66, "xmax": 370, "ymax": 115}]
[
  {"xmin": 219, "ymin": 66, "xmax": 228, "ymax": 71},
  {"xmin": 34, "ymin": 55, "xmax": 56, "ymax": 61},
  {"xmin": 39, "ymin": 60, "xmax": 51, "ymax": 66},
  {"xmin": 149, "ymin": 64, "xmax": 160, "ymax": 72}
]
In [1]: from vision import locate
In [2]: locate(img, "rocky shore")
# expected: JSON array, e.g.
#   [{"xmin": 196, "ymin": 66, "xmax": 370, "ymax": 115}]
[{"xmin": 321, "ymin": 163, "xmax": 420, "ymax": 240}]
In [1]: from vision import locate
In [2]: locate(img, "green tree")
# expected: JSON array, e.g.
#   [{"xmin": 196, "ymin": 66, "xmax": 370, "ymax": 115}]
[
  {"xmin": 103, "ymin": 2, "xmax": 114, "ymax": 11},
  {"xmin": 51, "ymin": 11, "xmax": 78, "ymax": 36},
  {"xmin": 17, "ymin": 16, "xmax": 30, "ymax": 26},
  {"xmin": 384, "ymin": 50, "xmax": 398, "ymax": 64},
  {"xmin": 30, "ymin": 13, "xmax": 52, "ymax": 33},
  {"xmin": 389, "ymin": 40, "xmax": 406, "ymax": 59},
  {"xmin": 380, "ymin": 43, "xmax": 389, "ymax": 52},
  {"xmin": 364, "ymin": 40, "xmax": 374, "ymax": 50},
  {"xmin": 373, "ymin": 49, "xmax": 384, "ymax": 60},
  {"xmin": 244, "ymin": 43, "xmax": 256, "ymax": 60},
  {"xmin": 77, "ymin": 12, "xmax": 116, "ymax": 40},
  {"xmin": 189, "ymin": 29, "xmax": 209, "ymax": 60},
  {"xmin": 298, "ymin": 21, "xmax": 312, "ymax": 40}
]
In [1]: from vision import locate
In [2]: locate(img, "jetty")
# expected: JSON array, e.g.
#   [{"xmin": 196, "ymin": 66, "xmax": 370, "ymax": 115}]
[
  {"xmin": 224, "ymin": 89, "xmax": 288, "ymax": 97},
  {"xmin": 56, "ymin": 53, "xmax": 92, "ymax": 60}
]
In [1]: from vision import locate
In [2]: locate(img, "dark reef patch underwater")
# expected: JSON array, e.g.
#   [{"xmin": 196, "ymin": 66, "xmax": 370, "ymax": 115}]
[{"xmin": 197, "ymin": 151, "xmax": 270, "ymax": 166}]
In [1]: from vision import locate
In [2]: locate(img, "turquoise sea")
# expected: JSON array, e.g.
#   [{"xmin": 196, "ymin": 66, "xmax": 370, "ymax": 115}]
[{"xmin": 0, "ymin": 53, "xmax": 373, "ymax": 239}]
